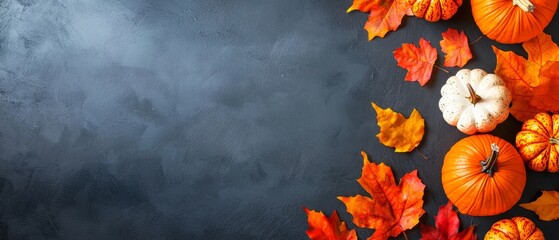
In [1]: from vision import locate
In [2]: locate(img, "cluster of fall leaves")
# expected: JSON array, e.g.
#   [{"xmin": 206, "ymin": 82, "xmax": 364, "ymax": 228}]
[
  {"xmin": 305, "ymin": 152, "xmax": 476, "ymax": 240},
  {"xmin": 303, "ymin": 0, "xmax": 559, "ymax": 239},
  {"xmin": 304, "ymin": 102, "xmax": 559, "ymax": 240},
  {"xmin": 394, "ymin": 28, "xmax": 472, "ymax": 86}
]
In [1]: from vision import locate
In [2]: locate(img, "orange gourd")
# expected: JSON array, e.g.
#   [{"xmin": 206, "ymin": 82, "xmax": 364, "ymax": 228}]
[
  {"xmin": 441, "ymin": 134, "xmax": 526, "ymax": 216},
  {"xmin": 471, "ymin": 0, "xmax": 558, "ymax": 44},
  {"xmin": 484, "ymin": 217, "xmax": 544, "ymax": 240},
  {"xmin": 408, "ymin": 0, "xmax": 463, "ymax": 22},
  {"xmin": 516, "ymin": 113, "xmax": 559, "ymax": 172}
]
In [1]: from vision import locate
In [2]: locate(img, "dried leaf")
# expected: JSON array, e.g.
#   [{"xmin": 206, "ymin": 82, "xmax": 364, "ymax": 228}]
[
  {"xmin": 371, "ymin": 102, "xmax": 425, "ymax": 152},
  {"xmin": 520, "ymin": 190, "xmax": 559, "ymax": 221},
  {"xmin": 440, "ymin": 28, "xmax": 472, "ymax": 67},
  {"xmin": 493, "ymin": 32, "xmax": 559, "ymax": 121},
  {"xmin": 420, "ymin": 202, "xmax": 476, "ymax": 240},
  {"xmin": 394, "ymin": 38, "xmax": 438, "ymax": 86},
  {"xmin": 338, "ymin": 152, "xmax": 425, "ymax": 240},
  {"xmin": 304, "ymin": 208, "xmax": 358, "ymax": 240},
  {"xmin": 348, "ymin": 0, "xmax": 412, "ymax": 41}
]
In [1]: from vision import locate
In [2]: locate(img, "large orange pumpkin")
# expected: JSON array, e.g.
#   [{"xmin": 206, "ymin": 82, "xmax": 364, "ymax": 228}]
[
  {"xmin": 408, "ymin": 0, "xmax": 463, "ymax": 22},
  {"xmin": 470, "ymin": 0, "xmax": 558, "ymax": 44},
  {"xmin": 516, "ymin": 113, "xmax": 559, "ymax": 172},
  {"xmin": 441, "ymin": 134, "xmax": 526, "ymax": 216},
  {"xmin": 484, "ymin": 217, "xmax": 544, "ymax": 240}
]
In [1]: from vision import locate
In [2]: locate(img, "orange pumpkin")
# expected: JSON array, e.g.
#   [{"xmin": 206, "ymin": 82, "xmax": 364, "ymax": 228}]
[
  {"xmin": 516, "ymin": 113, "xmax": 559, "ymax": 172},
  {"xmin": 408, "ymin": 0, "xmax": 463, "ymax": 22},
  {"xmin": 470, "ymin": 0, "xmax": 558, "ymax": 44},
  {"xmin": 441, "ymin": 134, "xmax": 526, "ymax": 216},
  {"xmin": 484, "ymin": 217, "xmax": 544, "ymax": 240}
]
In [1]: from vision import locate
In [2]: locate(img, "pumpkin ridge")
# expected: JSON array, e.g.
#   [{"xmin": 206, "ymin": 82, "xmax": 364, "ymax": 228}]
[
  {"xmin": 526, "ymin": 7, "xmax": 545, "ymax": 29},
  {"xmin": 520, "ymin": 142, "xmax": 548, "ymax": 158},
  {"xmin": 444, "ymin": 179, "xmax": 472, "ymax": 213},
  {"xmin": 535, "ymin": 115, "xmax": 552, "ymax": 136},
  {"xmin": 514, "ymin": 218, "xmax": 537, "ymax": 240},
  {"xmin": 492, "ymin": 223, "xmax": 518, "ymax": 240},
  {"xmin": 469, "ymin": 174, "xmax": 489, "ymax": 214},
  {"xmin": 491, "ymin": 169, "xmax": 524, "ymax": 200},
  {"xmin": 477, "ymin": 4, "xmax": 513, "ymax": 39}
]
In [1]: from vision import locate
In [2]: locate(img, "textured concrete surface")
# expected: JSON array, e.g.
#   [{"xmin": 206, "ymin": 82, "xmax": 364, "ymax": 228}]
[{"xmin": 0, "ymin": 0, "xmax": 558, "ymax": 239}]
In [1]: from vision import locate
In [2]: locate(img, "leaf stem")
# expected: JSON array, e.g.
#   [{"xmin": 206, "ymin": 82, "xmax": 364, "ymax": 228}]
[
  {"xmin": 469, "ymin": 36, "xmax": 483, "ymax": 45},
  {"xmin": 417, "ymin": 149, "xmax": 428, "ymax": 160},
  {"xmin": 434, "ymin": 65, "xmax": 449, "ymax": 73}
]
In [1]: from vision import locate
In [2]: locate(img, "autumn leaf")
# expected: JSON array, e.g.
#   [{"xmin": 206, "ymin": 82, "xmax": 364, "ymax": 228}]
[
  {"xmin": 520, "ymin": 190, "xmax": 559, "ymax": 221},
  {"xmin": 420, "ymin": 202, "xmax": 476, "ymax": 240},
  {"xmin": 338, "ymin": 151, "xmax": 425, "ymax": 240},
  {"xmin": 304, "ymin": 208, "xmax": 358, "ymax": 240},
  {"xmin": 440, "ymin": 28, "xmax": 472, "ymax": 68},
  {"xmin": 523, "ymin": 33, "xmax": 559, "ymax": 67},
  {"xmin": 493, "ymin": 32, "xmax": 559, "ymax": 121},
  {"xmin": 531, "ymin": 61, "xmax": 559, "ymax": 112},
  {"xmin": 371, "ymin": 102, "xmax": 425, "ymax": 152},
  {"xmin": 394, "ymin": 38, "xmax": 438, "ymax": 86},
  {"xmin": 492, "ymin": 46, "xmax": 541, "ymax": 121},
  {"xmin": 347, "ymin": 0, "xmax": 412, "ymax": 41}
]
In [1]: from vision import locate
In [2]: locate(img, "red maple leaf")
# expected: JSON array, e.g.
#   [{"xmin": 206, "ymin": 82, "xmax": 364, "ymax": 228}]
[
  {"xmin": 420, "ymin": 202, "xmax": 476, "ymax": 240},
  {"xmin": 394, "ymin": 38, "xmax": 438, "ymax": 86},
  {"xmin": 347, "ymin": 0, "xmax": 413, "ymax": 40},
  {"xmin": 304, "ymin": 208, "xmax": 358, "ymax": 240}
]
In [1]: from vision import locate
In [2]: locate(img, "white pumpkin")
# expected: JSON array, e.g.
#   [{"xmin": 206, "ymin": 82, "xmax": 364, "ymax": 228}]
[{"xmin": 438, "ymin": 69, "xmax": 512, "ymax": 135}]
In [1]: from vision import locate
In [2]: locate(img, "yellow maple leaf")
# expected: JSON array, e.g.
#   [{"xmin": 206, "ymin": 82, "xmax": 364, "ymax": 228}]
[
  {"xmin": 520, "ymin": 190, "xmax": 559, "ymax": 221},
  {"xmin": 371, "ymin": 102, "xmax": 424, "ymax": 152}
]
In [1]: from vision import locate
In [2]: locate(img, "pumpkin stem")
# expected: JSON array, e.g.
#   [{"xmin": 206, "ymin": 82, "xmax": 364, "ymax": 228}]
[
  {"xmin": 466, "ymin": 83, "xmax": 481, "ymax": 105},
  {"xmin": 481, "ymin": 143, "xmax": 499, "ymax": 177},
  {"xmin": 551, "ymin": 137, "xmax": 559, "ymax": 145},
  {"xmin": 513, "ymin": 0, "xmax": 535, "ymax": 12}
]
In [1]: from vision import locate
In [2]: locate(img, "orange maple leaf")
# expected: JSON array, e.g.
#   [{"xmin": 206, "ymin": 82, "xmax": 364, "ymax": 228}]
[
  {"xmin": 420, "ymin": 202, "xmax": 476, "ymax": 240},
  {"xmin": 338, "ymin": 151, "xmax": 425, "ymax": 240},
  {"xmin": 372, "ymin": 102, "xmax": 425, "ymax": 152},
  {"xmin": 532, "ymin": 61, "xmax": 559, "ymax": 112},
  {"xmin": 523, "ymin": 33, "xmax": 559, "ymax": 67},
  {"xmin": 304, "ymin": 208, "xmax": 358, "ymax": 240},
  {"xmin": 347, "ymin": 0, "xmax": 412, "ymax": 41},
  {"xmin": 493, "ymin": 32, "xmax": 559, "ymax": 121},
  {"xmin": 394, "ymin": 38, "xmax": 438, "ymax": 86},
  {"xmin": 440, "ymin": 28, "xmax": 472, "ymax": 68},
  {"xmin": 520, "ymin": 190, "xmax": 559, "ymax": 221}
]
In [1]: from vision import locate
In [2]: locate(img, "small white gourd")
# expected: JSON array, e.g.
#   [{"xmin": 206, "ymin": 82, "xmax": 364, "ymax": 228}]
[{"xmin": 438, "ymin": 69, "xmax": 512, "ymax": 135}]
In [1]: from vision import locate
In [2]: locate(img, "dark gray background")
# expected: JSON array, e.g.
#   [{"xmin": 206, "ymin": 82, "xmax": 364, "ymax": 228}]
[{"xmin": 0, "ymin": 0, "xmax": 558, "ymax": 239}]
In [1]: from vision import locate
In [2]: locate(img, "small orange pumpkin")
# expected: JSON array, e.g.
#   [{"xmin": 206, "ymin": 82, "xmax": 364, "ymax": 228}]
[
  {"xmin": 441, "ymin": 134, "xmax": 526, "ymax": 216},
  {"xmin": 471, "ymin": 0, "xmax": 558, "ymax": 44},
  {"xmin": 484, "ymin": 217, "xmax": 544, "ymax": 240},
  {"xmin": 516, "ymin": 113, "xmax": 559, "ymax": 172},
  {"xmin": 408, "ymin": 0, "xmax": 463, "ymax": 22}
]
